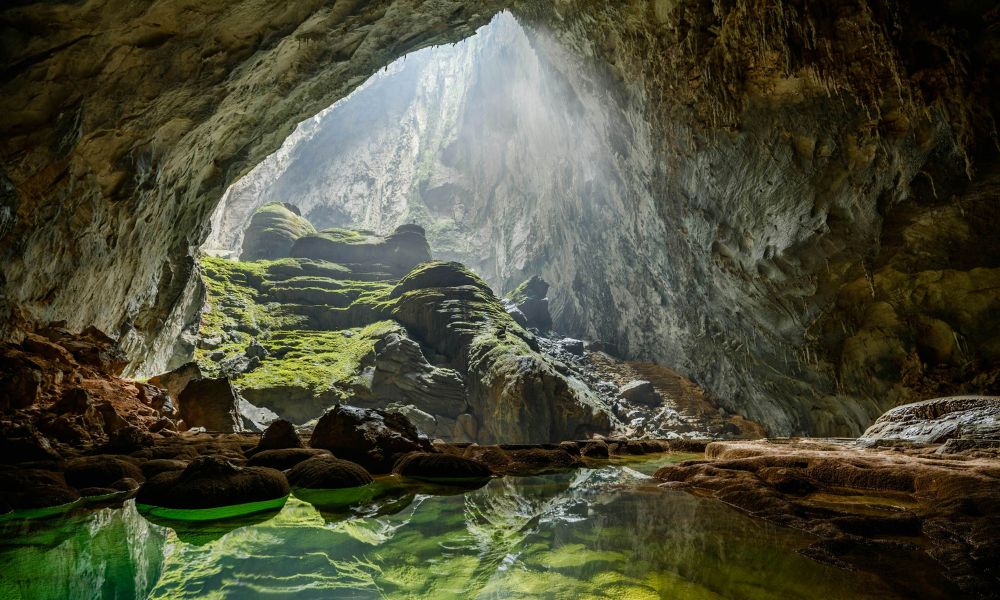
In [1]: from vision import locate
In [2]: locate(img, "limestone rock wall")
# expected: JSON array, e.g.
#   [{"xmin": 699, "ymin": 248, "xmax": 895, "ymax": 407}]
[{"xmin": 0, "ymin": 0, "xmax": 504, "ymax": 374}]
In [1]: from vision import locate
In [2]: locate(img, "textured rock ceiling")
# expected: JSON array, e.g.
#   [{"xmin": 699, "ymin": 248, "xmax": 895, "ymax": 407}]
[{"xmin": 1, "ymin": 0, "xmax": 997, "ymax": 435}]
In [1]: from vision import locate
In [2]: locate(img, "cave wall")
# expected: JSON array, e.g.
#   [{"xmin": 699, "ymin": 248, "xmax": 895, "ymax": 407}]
[
  {"xmin": 0, "ymin": 0, "xmax": 505, "ymax": 373},
  {"xmin": 2, "ymin": 0, "xmax": 997, "ymax": 435}
]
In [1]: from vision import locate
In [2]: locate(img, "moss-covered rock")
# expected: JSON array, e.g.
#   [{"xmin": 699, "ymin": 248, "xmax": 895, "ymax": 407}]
[
  {"xmin": 195, "ymin": 233, "xmax": 610, "ymax": 443},
  {"xmin": 290, "ymin": 224, "xmax": 430, "ymax": 277},
  {"xmin": 240, "ymin": 203, "xmax": 316, "ymax": 261}
]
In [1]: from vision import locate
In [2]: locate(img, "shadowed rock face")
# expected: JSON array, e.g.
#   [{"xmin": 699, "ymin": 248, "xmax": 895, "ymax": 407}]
[{"xmin": 1, "ymin": 1, "xmax": 997, "ymax": 436}]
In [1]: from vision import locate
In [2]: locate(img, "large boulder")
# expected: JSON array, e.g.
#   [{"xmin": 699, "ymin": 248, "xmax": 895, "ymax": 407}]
[
  {"xmin": 254, "ymin": 419, "xmax": 303, "ymax": 453},
  {"xmin": 505, "ymin": 275, "xmax": 552, "ymax": 331},
  {"xmin": 285, "ymin": 455, "xmax": 373, "ymax": 489},
  {"xmin": 860, "ymin": 396, "xmax": 1000, "ymax": 445},
  {"xmin": 240, "ymin": 202, "xmax": 316, "ymax": 261},
  {"xmin": 148, "ymin": 362, "xmax": 202, "ymax": 405},
  {"xmin": 176, "ymin": 377, "xmax": 246, "ymax": 433},
  {"xmin": 392, "ymin": 452, "xmax": 492, "ymax": 482},
  {"xmin": 135, "ymin": 456, "xmax": 289, "ymax": 509},
  {"xmin": 619, "ymin": 380, "xmax": 662, "ymax": 406},
  {"xmin": 309, "ymin": 405, "xmax": 428, "ymax": 473}
]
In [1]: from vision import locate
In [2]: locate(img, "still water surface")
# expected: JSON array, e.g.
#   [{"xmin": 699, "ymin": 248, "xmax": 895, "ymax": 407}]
[{"xmin": 0, "ymin": 455, "xmax": 946, "ymax": 599}]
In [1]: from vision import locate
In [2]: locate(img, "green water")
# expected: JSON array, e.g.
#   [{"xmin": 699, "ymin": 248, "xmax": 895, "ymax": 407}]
[{"xmin": 0, "ymin": 455, "xmax": 949, "ymax": 599}]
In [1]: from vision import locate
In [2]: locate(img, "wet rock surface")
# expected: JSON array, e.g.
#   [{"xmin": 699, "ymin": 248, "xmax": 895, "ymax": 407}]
[
  {"xmin": 247, "ymin": 448, "xmax": 331, "ymax": 471},
  {"xmin": 654, "ymin": 439, "xmax": 1000, "ymax": 597}
]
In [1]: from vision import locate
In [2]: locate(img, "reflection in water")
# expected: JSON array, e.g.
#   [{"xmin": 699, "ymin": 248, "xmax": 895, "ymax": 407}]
[{"xmin": 0, "ymin": 456, "xmax": 945, "ymax": 599}]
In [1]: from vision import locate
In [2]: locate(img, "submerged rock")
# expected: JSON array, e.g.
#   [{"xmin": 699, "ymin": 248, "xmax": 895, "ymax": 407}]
[
  {"xmin": 654, "ymin": 439, "xmax": 1000, "ymax": 596},
  {"xmin": 309, "ymin": 405, "xmax": 427, "ymax": 473},
  {"xmin": 0, "ymin": 468, "xmax": 80, "ymax": 511},
  {"xmin": 860, "ymin": 396, "xmax": 1000, "ymax": 445},
  {"xmin": 136, "ymin": 456, "xmax": 289, "ymax": 510}
]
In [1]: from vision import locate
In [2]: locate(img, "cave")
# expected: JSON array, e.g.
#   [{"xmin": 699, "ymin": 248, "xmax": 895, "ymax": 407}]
[{"xmin": 1, "ymin": 2, "xmax": 998, "ymax": 598}]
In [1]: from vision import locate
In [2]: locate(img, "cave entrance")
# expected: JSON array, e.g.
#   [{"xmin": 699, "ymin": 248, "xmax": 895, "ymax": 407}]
[{"xmin": 202, "ymin": 9, "xmax": 639, "ymax": 302}]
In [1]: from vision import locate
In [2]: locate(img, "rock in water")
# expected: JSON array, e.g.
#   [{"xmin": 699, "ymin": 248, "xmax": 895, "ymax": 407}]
[
  {"xmin": 240, "ymin": 202, "xmax": 316, "ymax": 261},
  {"xmin": 64, "ymin": 455, "xmax": 145, "ymax": 489},
  {"xmin": 309, "ymin": 405, "xmax": 427, "ymax": 473},
  {"xmin": 505, "ymin": 275, "xmax": 552, "ymax": 331},
  {"xmin": 285, "ymin": 455, "xmax": 373, "ymax": 489},
  {"xmin": 136, "ymin": 456, "xmax": 289, "ymax": 509},
  {"xmin": 619, "ymin": 380, "xmax": 662, "ymax": 406},
  {"xmin": 0, "ymin": 469, "xmax": 80, "ymax": 511},
  {"xmin": 859, "ymin": 396, "xmax": 1000, "ymax": 445},
  {"xmin": 392, "ymin": 452, "xmax": 492, "ymax": 482},
  {"xmin": 177, "ymin": 378, "xmax": 243, "ymax": 432},
  {"xmin": 247, "ymin": 448, "xmax": 332, "ymax": 471}
]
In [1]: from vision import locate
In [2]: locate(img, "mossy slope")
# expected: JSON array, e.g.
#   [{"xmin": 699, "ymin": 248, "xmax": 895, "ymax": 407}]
[{"xmin": 196, "ymin": 222, "xmax": 610, "ymax": 441}]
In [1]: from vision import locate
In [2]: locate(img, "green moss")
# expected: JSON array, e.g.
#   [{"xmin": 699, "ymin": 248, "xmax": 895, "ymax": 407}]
[
  {"xmin": 313, "ymin": 228, "xmax": 375, "ymax": 244},
  {"xmin": 233, "ymin": 321, "xmax": 401, "ymax": 398}
]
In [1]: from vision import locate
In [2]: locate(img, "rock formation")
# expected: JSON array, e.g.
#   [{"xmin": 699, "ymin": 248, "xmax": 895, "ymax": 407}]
[
  {"xmin": 0, "ymin": 326, "xmax": 176, "ymax": 456},
  {"xmin": 240, "ymin": 203, "xmax": 315, "ymax": 261},
  {"xmin": 188, "ymin": 5, "xmax": 1000, "ymax": 437},
  {"xmin": 504, "ymin": 276, "xmax": 552, "ymax": 331},
  {"xmin": 655, "ymin": 438, "xmax": 1000, "ymax": 597},
  {"xmin": 190, "ymin": 218, "xmax": 620, "ymax": 443},
  {"xmin": 859, "ymin": 396, "xmax": 1000, "ymax": 445}
]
